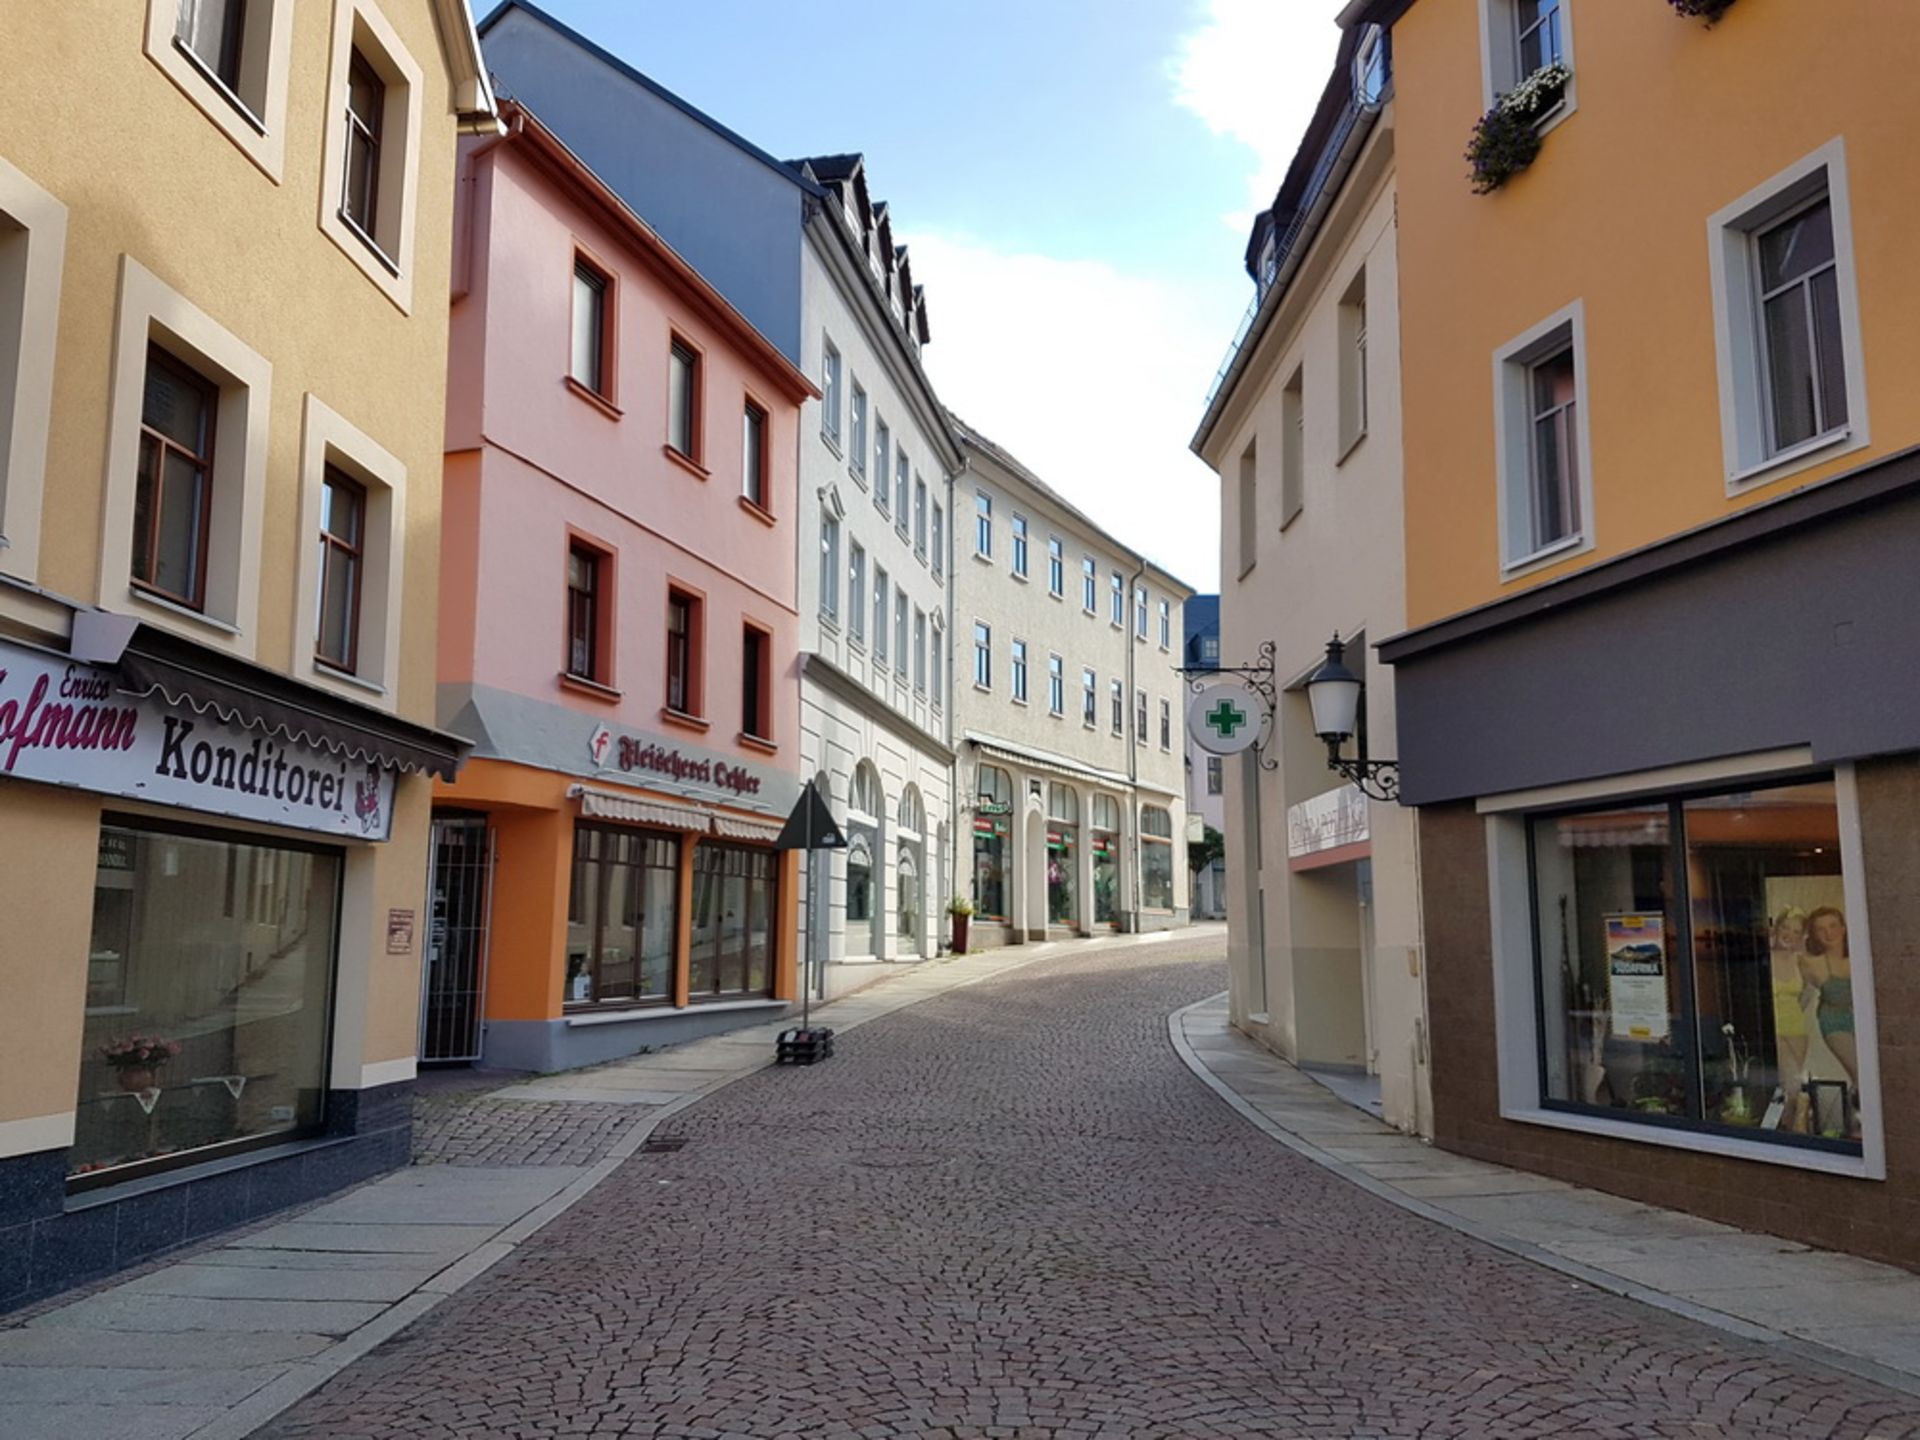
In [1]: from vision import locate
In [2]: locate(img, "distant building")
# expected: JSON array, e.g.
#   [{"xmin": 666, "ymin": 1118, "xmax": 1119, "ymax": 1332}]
[
  {"xmin": 1183, "ymin": 596, "xmax": 1227, "ymax": 920},
  {"xmin": 949, "ymin": 418, "xmax": 1192, "ymax": 942}
]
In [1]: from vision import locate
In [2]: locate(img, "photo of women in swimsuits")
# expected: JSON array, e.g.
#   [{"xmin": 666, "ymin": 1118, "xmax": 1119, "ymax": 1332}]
[{"xmin": 1799, "ymin": 905, "xmax": 1857, "ymax": 1091}]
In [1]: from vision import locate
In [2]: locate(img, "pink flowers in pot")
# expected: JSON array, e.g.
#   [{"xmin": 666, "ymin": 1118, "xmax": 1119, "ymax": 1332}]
[{"xmin": 98, "ymin": 1035, "xmax": 183, "ymax": 1070}]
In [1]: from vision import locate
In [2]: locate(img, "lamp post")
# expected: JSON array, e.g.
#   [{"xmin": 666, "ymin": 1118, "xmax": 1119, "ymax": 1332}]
[{"xmin": 1304, "ymin": 634, "xmax": 1400, "ymax": 802}]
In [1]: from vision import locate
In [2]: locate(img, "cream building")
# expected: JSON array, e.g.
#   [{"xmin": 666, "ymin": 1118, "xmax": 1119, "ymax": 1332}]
[
  {"xmin": 790, "ymin": 155, "xmax": 963, "ymax": 994},
  {"xmin": 949, "ymin": 418, "xmax": 1191, "ymax": 944},
  {"xmin": 1191, "ymin": 19, "xmax": 1431, "ymax": 1135},
  {"xmin": 0, "ymin": 0, "xmax": 495, "ymax": 1307}
]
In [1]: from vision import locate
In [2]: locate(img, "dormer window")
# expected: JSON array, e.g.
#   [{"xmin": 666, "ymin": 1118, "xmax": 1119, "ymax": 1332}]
[{"xmin": 1353, "ymin": 23, "xmax": 1389, "ymax": 108}]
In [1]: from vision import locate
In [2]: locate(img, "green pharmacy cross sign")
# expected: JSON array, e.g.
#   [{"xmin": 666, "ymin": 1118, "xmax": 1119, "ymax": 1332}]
[
  {"xmin": 1187, "ymin": 683, "xmax": 1265, "ymax": 758},
  {"xmin": 1204, "ymin": 699, "xmax": 1248, "ymax": 740}
]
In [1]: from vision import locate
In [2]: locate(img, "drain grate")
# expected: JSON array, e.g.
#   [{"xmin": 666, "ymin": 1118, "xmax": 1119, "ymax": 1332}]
[{"xmin": 640, "ymin": 1134, "xmax": 688, "ymax": 1153}]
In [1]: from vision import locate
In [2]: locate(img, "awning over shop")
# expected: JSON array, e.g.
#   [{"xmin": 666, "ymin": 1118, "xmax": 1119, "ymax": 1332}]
[
  {"xmin": 574, "ymin": 786, "xmax": 712, "ymax": 832},
  {"xmin": 712, "ymin": 814, "xmax": 781, "ymax": 843},
  {"xmin": 95, "ymin": 621, "xmax": 468, "ymax": 780}
]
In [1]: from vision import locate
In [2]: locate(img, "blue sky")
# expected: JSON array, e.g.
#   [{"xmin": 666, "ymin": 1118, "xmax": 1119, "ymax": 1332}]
[{"xmin": 513, "ymin": 1, "xmax": 1342, "ymax": 591}]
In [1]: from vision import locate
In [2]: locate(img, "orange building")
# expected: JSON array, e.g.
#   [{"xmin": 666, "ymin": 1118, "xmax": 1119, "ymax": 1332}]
[
  {"xmin": 1365, "ymin": 0, "xmax": 1920, "ymax": 1267},
  {"xmin": 432, "ymin": 105, "xmax": 814, "ymax": 1071}
]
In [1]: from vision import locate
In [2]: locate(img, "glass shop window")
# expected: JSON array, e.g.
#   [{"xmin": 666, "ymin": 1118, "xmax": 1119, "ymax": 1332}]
[
  {"xmin": 73, "ymin": 821, "xmax": 339, "ymax": 1185},
  {"xmin": 567, "ymin": 824, "xmax": 678, "ymax": 1008},
  {"xmin": 1530, "ymin": 776, "xmax": 1859, "ymax": 1153}
]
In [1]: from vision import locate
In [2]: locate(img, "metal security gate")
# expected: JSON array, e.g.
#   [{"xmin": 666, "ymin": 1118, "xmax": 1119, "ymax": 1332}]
[{"xmin": 419, "ymin": 814, "xmax": 494, "ymax": 1063}]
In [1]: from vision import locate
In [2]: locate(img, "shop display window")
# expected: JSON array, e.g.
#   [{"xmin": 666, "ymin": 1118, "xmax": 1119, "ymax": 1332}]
[
  {"xmin": 689, "ymin": 841, "xmax": 775, "ymax": 998},
  {"xmin": 567, "ymin": 824, "xmax": 677, "ymax": 1007},
  {"xmin": 1141, "ymin": 805, "xmax": 1174, "ymax": 911},
  {"xmin": 73, "ymin": 819, "xmax": 338, "ymax": 1185},
  {"xmin": 1530, "ymin": 776, "xmax": 1860, "ymax": 1152},
  {"xmin": 1047, "ymin": 782, "xmax": 1079, "ymax": 926},
  {"xmin": 972, "ymin": 763, "xmax": 1012, "ymax": 922},
  {"xmin": 1090, "ymin": 794, "xmax": 1120, "ymax": 926}
]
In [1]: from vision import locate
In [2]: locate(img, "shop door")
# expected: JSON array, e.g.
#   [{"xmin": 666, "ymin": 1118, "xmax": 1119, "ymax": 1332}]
[{"xmin": 420, "ymin": 815, "xmax": 493, "ymax": 1063}]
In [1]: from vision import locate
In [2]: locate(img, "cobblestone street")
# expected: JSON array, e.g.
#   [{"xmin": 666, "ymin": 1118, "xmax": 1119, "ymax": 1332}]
[{"xmin": 257, "ymin": 933, "xmax": 1920, "ymax": 1439}]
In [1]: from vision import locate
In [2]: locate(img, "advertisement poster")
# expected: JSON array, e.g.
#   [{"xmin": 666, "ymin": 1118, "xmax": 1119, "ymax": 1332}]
[
  {"xmin": 1763, "ymin": 875, "xmax": 1853, "ymax": 1092},
  {"xmin": 1605, "ymin": 913, "xmax": 1670, "ymax": 1041}
]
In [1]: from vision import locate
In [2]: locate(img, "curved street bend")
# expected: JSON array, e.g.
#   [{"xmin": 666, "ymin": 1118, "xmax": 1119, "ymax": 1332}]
[{"xmin": 261, "ymin": 932, "xmax": 1920, "ymax": 1440}]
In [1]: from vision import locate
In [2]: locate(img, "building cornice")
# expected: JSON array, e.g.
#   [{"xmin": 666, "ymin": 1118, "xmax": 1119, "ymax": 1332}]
[{"xmin": 802, "ymin": 652, "xmax": 955, "ymax": 763}]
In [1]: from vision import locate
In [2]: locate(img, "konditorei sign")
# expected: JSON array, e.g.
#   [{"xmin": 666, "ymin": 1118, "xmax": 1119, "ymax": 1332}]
[{"xmin": 0, "ymin": 642, "xmax": 394, "ymax": 840}]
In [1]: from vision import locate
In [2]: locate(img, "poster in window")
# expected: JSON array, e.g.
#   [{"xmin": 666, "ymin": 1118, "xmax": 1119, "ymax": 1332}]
[
  {"xmin": 1605, "ymin": 913, "xmax": 1669, "ymax": 1041},
  {"xmin": 1762, "ymin": 876, "xmax": 1855, "ymax": 1106}
]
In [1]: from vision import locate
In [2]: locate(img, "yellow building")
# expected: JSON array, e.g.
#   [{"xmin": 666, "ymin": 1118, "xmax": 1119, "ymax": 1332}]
[
  {"xmin": 0, "ymin": 0, "xmax": 494, "ymax": 1307},
  {"xmin": 1369, "ymin": 0, "xmax": 1920, "ymax": 1267}
]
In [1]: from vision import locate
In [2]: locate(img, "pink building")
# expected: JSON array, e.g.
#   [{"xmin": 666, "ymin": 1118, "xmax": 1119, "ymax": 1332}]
[{"xmin": 434, "ymin": 103, "xmax": 815, "ymax": 1072}]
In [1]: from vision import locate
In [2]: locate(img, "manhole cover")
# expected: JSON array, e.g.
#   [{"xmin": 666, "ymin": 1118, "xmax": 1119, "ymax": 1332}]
[{"xmin": 641, "ymin": 1135, "xmax": 688, "ymax": 1153}]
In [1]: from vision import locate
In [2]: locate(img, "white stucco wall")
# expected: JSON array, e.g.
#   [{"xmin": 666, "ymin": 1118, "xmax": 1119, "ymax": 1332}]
[{"xmin": 1204, "ymin": 116, "xmax": 1431, "ymax": 1137}]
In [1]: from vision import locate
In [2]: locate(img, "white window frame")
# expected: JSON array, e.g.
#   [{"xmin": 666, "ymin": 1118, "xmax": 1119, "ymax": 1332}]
[
  {"xmin": 1480, "ymin": 749, "xmax": 1884, "ymax": 1181},
  {"xmin": 1081, "ymin": 667, "xmax": 1096, "ymax": 727},
  {"xmin": 848, "ymin": 380, "xmax": 868, "ymax": 483},
  {"xmin": 317, "ymin": 0, "xmax": 425, "ymax": 312},
  {"xmin": 931, "ymin": 500, "xmax": 944, "ymax": 579},
  {"xmin": 974, "ymin": 621, "xmax": 992, "ymax": 690},
  {"xmin": 1046, "ymin": 652, "xmax": 1063, "ymax": 717},
  {"xmin": 145, "ymin": 0, "xmax": 296, "ymax": 181},
  {"xmin": 975, "ymin": 491, "xmax": 993, "ymax": 559},
  {"xmin": 1337, "ymin": 268, "xmax": 1368, "ymax": 461},
  {"xmin": 1081, "ymin": 556, "xmax": 1096, "ymax": 613},
  {"xmin": 913, "ymin": 607, "xmax": 926, "ymax": 694},
  {"xmin": 819, "ymin": 336, "xmax": 842, "ymax": 448},
  {"xmin": 1707, "ymin": 138, "xmax": 1869, "ymax": 495},
  {"xmin": 1134, "ymin": 584, "xmax": 1149, "ymax": 640},
  {"xmin": 0, "ymin": 155, "xmax": 67, "ymax": 586},
  {"xmin": 1010, "ymin": 512, "xmax": 1029, "ymax": 579},
  {"xmin": 1280, "ymin": 368, "xmax": 1304, "ymax": 532},
  {"xmin": 1010, "ymin": 637, "xmax": 1028, "ymax": 705},
  {"xmin": 847, "ymin": 539, "xmax": 866, "ymax": 644},
  {"xmin": 874, "ymin": 564, "xmax": 890, "ymax": 664},
  {"xmin": 1158, "ymin": 600, "xmax": 1171, "ymax": 651},
  {"xmin": 1237, "ymin": 439, "xmax": 1258, "ymax": 578},
  {"xmin": 1478, "ymin": 0, "xmax": 1577, "ymax": 134},
  {"xmin": 931, "ymin": 619, "xmax": 944, "ymax": 708},
  {"xmin": 818, "ymin": 511, "xmax": 840, "ymax": 623},
  {"xmin": 100, "ymin": 256, "xmax": 271, "ymax": 656},
  {"xmin": 1493, "ymin": 299, "xmax": 1595, "ymax": 578},
  {"xmin": 292, "ymin": 395, "xmax": 405, "ymax": 705}
]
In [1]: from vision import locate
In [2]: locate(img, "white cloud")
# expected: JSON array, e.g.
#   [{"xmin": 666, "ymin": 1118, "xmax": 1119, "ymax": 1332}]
[
  {"xmin": 912, "ymin": 232, "xmax": 1231, "ymax": 593},
  {"xmin": 1170, "ymin": 0, "xmax": 1344, "ymax": 229}
]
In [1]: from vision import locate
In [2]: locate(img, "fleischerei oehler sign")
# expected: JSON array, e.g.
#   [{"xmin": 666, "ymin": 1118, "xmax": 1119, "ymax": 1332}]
[{"xmin": 0, "ymin": 641, "xmax": 394, "ymax": 839}]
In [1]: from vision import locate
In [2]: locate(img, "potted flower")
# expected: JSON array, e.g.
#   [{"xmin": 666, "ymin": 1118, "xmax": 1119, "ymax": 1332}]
[
  {"xmin": 1668, "ymin": 0, "xmax": 1736, "ymax": 24},
  {"xmin": 99, "ymin": 1034, "xmax": 181, "ymax": 1092},
  {"xmin": 947, "ymin": 895, "xmax": 975, "ymax": 954},
  {"xmin": 1466, "ymin": 62, "xmax": 1572, "ymax": 194}
]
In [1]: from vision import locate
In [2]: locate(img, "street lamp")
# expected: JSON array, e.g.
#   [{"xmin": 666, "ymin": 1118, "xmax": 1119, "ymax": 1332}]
[{"xmin": 1304, "ymin": 634, "xmax": 1400, "ymax": 802}]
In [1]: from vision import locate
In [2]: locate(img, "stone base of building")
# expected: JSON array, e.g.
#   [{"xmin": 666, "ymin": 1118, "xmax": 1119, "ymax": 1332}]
[
  {"xmin": 819, "ymin": 956, "xmax": 935, "ymax": 1002},
  {"xmin": 0, "ymin": 1080, "xmax": 413, "ymax": 1314},
  {"xmin": 482, "ymin": 1001, "xmax": 793, "ymax": 1073}
]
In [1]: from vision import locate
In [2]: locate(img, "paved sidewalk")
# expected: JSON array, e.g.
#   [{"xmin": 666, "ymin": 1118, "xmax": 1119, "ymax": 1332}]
[
  {"xmin": 1172, "ymin": 991, "xmax": 1920, "ymax": 1399},
  {"xmin": 0, "ymin": 935, "xmax": 1112, "ymax": 1440}
]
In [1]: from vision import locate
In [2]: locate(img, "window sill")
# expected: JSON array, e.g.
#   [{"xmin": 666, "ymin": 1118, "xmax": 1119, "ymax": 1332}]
[
  {"xmin": 1011, "ymin": 571, "xmax": 1030, "ymax": 584},
  {"xmin": 566, "ymin": 997, "xmax": 786, "ymax": 1027},
  {"xmin": 565, "ymin": 375, "xmax": 622, "ymax": 419},
  {"xmin": 1500, "ymin": 531, "xmax": 1591, "ymax": 580},
  {"xmin": 1336, "ymin": 426, "xmax": 1367, "ymax": 466},
  {"xmin": 663, "ymin": 445, "xmax": 710, "ymax": 481},
  {"xmin": 973, "ymin": 551, "xmax": 994, "ymax": 565},
  {"xmin": 848, "ymin": 463, "xmax": 867, "ymax": 489},
  {"xmin": 820, "ymin": 431, "xmax": 843, "ymax": 459},
  {"xmin": 1503, "ymin": 1103, "xmax": 1875, "ymax": 1179},
  {"xmin": 1725, "ymin": 426, "xmax": 1859, "ymax": 495},
  {"xmin": 560, "ymin": 672, "xmax": 622, "ymax": 703},
  {"xmin": 738, "ymin": 495, "xmax": 777, "ymax": 527},
  {"xmin": 738, "ymin": 731, "xmax": 778, "ymax": 755},
  {"xmin": 337, "ymin": 210, "xmax": 402, "ymax": 278},
  {"xmin": 661, "ymin": 707, "xmax": 710, "ymax": 734},
  {"xmin": 974, "ymin": 682, "xmax": 993, "ymax": 694},
  {"xmin": 1012, "ymin": 696, "xmax": 1028, "ymax": 708},
  {"xmin": 171, "ymin": 35, "xmax": 268, "ymax": 136},
  {"xmin": 315, "ymin": 661, "xmax": 387, "ymax": 697},
  {"xmin": 129, "ymin": 585, "xmax": 242, "ymax": 637},
  {"xmin": 819, "ymin": 613, "xmax": 840, "ymax": 633}
]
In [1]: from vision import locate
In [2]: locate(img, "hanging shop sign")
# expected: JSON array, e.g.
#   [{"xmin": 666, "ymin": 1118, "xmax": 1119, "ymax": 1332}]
[
  {"xmin": 1286, "ymin": 784, "xmax": 1369, "ymax": 859},
  {"xmin": 0, "ymin": 644, "xmax": 394, "ymax": 839},
  {"xmin": 589, "ymin": 724, "xmax": 765, "ymax": 798},
  {"xmin": 1187, "ymin": 683, "xmax": 1264, "ymax": 756}
]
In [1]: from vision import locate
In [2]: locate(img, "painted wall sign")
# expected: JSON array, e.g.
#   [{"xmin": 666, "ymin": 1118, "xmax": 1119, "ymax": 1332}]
[
  {"xmin": 1286, "ymin": 784, "xmax": 1369, "ymax": 859},
  {"xmin": 588, "ymin": 723, "xmax": 764, "ymax": 798},
  {"xmin": 1187, "ymin": 684, "xmax": 1264, "ymax": 756},
  {"xmin": 0, "ymin": 642, "xmax": 394, "ymax": 839}
]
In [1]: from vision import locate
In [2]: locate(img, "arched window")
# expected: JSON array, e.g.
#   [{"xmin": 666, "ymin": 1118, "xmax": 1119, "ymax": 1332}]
[
  {"xmin": 1047, "ymin": 782, "xmax": 1079, "ymax": 825},
  {"xmin": 1140, "ymin": 804, "xmax": 1174, "ymax": 910},
  {"xmin": 977, "ymin": 764, "xmax": 1011, "ymax": 808},
  {"xmin": 851, "ymin": 761, "xmax": 883, "ymax": 820},
  {"xmin": 897, "ymin": 846, "xmax": 920, "ymax": 939},
  {"xmin": 898, "ymin": 783, "xmax": 924, "ymax": 836},
  {"xmin": 846, "ymin": 833, "xmax": 874, "ymax": 922}
]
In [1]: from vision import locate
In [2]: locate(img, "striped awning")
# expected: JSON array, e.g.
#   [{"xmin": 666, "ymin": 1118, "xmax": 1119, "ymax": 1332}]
[
  {"xmin": 712, "ymin": 814, "xmax": 782, "ymax": 843},
  {"xmin": 574, "ymin": 786, "xmax": 711, "ymax": 832}
]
